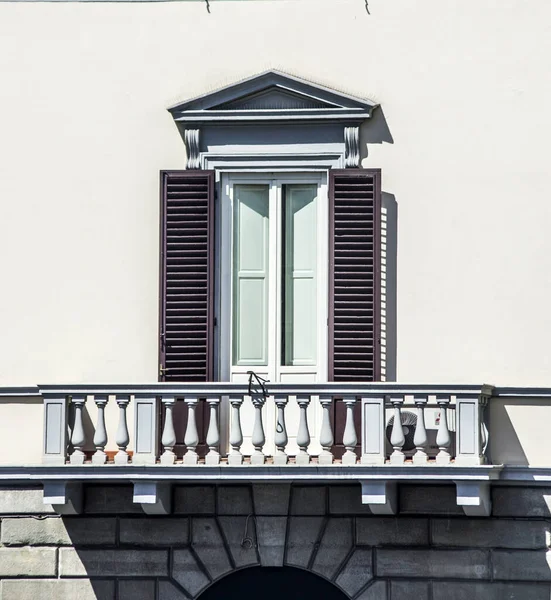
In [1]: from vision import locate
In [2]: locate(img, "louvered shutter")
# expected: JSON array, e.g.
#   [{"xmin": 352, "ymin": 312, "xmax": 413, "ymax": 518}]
[
  {"xmin": 159, "ymin": 170, "xmax": 215, "ymax": 382},
  {"xmin": 329, "ymin": 169, "xmax": 381, "ymax": 382}
]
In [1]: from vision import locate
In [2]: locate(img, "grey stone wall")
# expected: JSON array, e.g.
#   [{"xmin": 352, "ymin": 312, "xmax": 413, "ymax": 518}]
[{"xmin": 0, "ymin": 484, "xmax": 550, "ymax": 599}]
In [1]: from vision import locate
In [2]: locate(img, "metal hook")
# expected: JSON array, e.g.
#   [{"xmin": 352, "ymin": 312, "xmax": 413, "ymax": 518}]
[
  {"xmin": 247, "ymin": 371, "xmax": 270, "ymax": 399},
  {"xmin": 241, "ymin": 513, "xmax": 258, "ymax": 549}
]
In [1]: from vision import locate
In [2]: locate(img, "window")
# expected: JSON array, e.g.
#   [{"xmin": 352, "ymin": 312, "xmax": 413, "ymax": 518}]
[
  {"xmin": 219, "ymin": 174, "xmax": 327, "ymax": 384},
  {"xmin": 160, "ymin": 70, "xmax": 382, "ymax": 385},
  {"xmin": 159, "ymin": 168, "xmax": 380, "ymax": 384}
]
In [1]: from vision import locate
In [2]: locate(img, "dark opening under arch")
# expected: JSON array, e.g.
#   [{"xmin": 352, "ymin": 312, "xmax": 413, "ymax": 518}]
[{"xmin": 197, "ymin": 566, "xmax": 350, "ymax": 600}]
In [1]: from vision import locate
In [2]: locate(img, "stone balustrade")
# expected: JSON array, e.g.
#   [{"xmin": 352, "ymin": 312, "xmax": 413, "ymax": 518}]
[{"xmin": 40, "ymin": 383, "xmax": 494, "ymax": 467}]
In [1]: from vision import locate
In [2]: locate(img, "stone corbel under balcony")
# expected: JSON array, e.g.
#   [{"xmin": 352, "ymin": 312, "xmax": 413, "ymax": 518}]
[
  {"xmin": 360, "ymin": 467, "xmax": 500, "ymax": 516},
  {"xmin": 41, "ymin": 479, "xmax": 172, "ymax": 515},
  {"xmin": 43, "ymin": 481, "xmax": 83, "ymax": 515},
  {"xmin": 133, "ymin": 481, "xmax": 172, "ymax": 515}
]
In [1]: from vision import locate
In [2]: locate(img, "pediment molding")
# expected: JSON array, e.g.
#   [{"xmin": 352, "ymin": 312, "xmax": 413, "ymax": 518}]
[
  {"xmin": 214, "ymin": 86, "xmax": 336, "ymax": 111},
  {"xmin": 168, "ymin": 70, "xmax": 379, "ymax": 170},
  {"xmin": 169, "ymin": 70, "xmax": 377, "ymax": 124}
]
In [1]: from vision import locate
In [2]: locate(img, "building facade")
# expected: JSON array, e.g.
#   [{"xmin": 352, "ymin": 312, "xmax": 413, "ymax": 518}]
[{"xmin": 1, "ymin": 0, "xmax": 551, "ymax": 598}]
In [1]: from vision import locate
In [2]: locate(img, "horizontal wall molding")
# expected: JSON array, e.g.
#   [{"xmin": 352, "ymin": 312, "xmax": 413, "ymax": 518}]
[
  {"xmin": 0, "ymin": 0, "xmax": 294, "ymax": 3},
  {"xmin": 6, "ymin": 384, "xmax": 551, "ymax": 398}
]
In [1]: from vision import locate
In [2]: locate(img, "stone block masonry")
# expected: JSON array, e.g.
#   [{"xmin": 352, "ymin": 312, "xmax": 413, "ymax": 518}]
[{"xmin": 0, "ymin": 484, "xmax": 550, "ymax": 599}]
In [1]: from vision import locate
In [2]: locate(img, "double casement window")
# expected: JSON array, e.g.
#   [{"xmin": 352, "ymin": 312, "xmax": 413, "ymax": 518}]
[
  {"xmin": 159, "ymin": 168, "xmax": 381, "ymax": 384},
  {"xmin": 219, "ymin": 173, "xmax": 327, "ymax": 384}
]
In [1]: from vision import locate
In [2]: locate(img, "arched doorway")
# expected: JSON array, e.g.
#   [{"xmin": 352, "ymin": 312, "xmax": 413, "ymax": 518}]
[{"xmin": 198, "ymin": 566, "xmax": 350, "ymax": 600}]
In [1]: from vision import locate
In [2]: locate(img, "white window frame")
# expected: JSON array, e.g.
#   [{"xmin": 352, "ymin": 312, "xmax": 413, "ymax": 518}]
[{"xmin": 217, "ymin": 171, "xmax": 328, "ymax": 385}]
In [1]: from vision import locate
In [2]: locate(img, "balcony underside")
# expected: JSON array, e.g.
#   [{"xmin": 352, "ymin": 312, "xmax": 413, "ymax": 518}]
[{"xmin": 0, "ymin": 463, "xmax": 503, "ymax": 517}]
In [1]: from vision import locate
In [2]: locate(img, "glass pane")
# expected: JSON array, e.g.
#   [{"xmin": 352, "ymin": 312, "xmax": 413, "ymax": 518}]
[
  {"xmin": 283, "ymin": 184, "xmax": 318, "ymax": 366},
  {"xmin": 232, "ymin": 185, "xmax": 270, "ymax": 365}
]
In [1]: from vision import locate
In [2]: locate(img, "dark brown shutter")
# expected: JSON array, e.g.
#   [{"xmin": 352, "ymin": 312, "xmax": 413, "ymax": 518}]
[
  {"xmin": 329, "ymin": 168, "xmax": 381, "ymax": 382},
  {"xmin": 159, "ymin": 170, "xmax": 215, "ymax": 382}
]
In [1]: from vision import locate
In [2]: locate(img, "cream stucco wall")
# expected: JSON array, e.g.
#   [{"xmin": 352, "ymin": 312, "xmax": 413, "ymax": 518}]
[
  {"xmin": 489, "ymin": 397, "xmax": 551, "ymax": 467},
  {"xmin": 0, "ymin": 398, "xmax": 43, "ymax": 464},
  {"xmin": 0, "ymin": 0, "xmax": 550, "ymax": 385}
]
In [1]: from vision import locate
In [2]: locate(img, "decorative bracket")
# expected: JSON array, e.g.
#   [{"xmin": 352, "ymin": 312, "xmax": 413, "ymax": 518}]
[
  {"xmin": 359, "ymin": 475, "xmax": 494, "ymax": 517},
  {"xmin": 43, "ymin": 481, "xmax": 83, "ymax": 515},
  {"xmin": 133, "ymin": 482, "xmax": 172, "ymax": 515},
  {"xmin": 455, "ymin": 481, "xmax": 491, "ymax": 517},
  {"xmin": 184, "ymin": 129, "xmax": 201, "ymax": 170},
  {"xmin": 360, "ymin": 480, "xmax": 397, "ymax": 515},
  {"xmin": 344, "ymin": 126, "xmax": 360, "ymax": 168}
]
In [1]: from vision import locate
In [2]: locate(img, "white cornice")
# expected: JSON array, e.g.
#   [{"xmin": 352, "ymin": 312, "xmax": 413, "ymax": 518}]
[{"xmin": 169, "ymin": 70, "xmax": 377, "ymax": 126}]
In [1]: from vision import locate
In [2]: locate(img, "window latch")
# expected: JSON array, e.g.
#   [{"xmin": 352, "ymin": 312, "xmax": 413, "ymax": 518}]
[{"xmin": 159, "ymin": 364, "xmax": 170, "ymax": 378}]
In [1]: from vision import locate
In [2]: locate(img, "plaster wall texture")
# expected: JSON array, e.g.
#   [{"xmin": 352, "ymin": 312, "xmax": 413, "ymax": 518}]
[
  {"xmin": 0, "ymin": 0, "xmax": 550, "ymax": 386},
  {"xmin": 0, "ymin": 397, "xmax": 42, "ymax": 465},
  {"xmin": 489, "ymin": 397, "xmax": 551, "ymax": 466},
  {"xmin": 0, "ymin": 484, "xmax": 551, "ymax": 599}
]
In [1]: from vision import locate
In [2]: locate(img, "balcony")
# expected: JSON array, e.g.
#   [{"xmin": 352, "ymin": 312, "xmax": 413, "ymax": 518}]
[
  {"xmin": 40, "ymin": 382, "xmax": 492, "ymax": 467},
  {"xmin": 13, "ymin": 381, "xmax": 498, "ymax": 515},
  {"xmin": 4, "ymin": 381, "xmax": 550, "ymax": 516}
]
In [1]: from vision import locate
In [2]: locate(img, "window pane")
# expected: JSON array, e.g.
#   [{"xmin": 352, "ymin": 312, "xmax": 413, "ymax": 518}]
[
  {"xmin": 232, "ymin": 185, "xmax": 270, "ymax": 365},
  {"xmin": 283, "ymin": 184, "xmax": 317, "ymax": 366}
]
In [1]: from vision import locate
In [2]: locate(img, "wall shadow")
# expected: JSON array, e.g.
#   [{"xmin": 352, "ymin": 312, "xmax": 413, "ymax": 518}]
[
  {"xmin": 382, "ymin": 192, "xmax": 397, "ymax": 381},
  {"xmin": 358, "ymin": 106, "xmax": 396, "ymax": 381},
  {"xmin": 359, "ymin": 106, "xmax": 394, "ymax": 163},
  {"xmin": 488, "ymin": 398, "xmax": 538, "ymax": 466},
  {"xmin": 58, "ymin": 482, "xmax": 551, "ymax": 597}
]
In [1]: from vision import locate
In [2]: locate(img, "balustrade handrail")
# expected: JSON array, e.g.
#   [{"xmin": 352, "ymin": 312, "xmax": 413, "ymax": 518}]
[
  {"xmin": 15, "ymin": 383, "xmax": 551, "ymax": 398},
  {"xmin": 38, "ymin": 382, "xmax": 494, "ymax": 398}
]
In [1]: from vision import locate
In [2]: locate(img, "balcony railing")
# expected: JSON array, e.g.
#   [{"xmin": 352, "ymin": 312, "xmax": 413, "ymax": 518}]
[{"xmin": 41, "ymin": 383, "xmax": 494, "ymax": 468}]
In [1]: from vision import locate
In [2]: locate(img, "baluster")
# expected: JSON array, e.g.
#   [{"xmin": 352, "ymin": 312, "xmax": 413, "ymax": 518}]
[
  {"xmin": 250, "ymin": 394, "xmax": 266, "ymax": 465},
  {"xmin": 228, "ymin": 395, "xmax": 244, "ymax": 466},
  {"xmin": 342, "ymin": 396, "xmax": 358, "ymax": 465},
  {"xmin": 389, "ymin": 396, "xmax": 405, "ymax": 465},
  {"xmin": 274, "ymin": 395, "xmax": 289, "ymax": 466},
  {"xmin": 114, "ymin": 395, "xmax": 130, "ymax": 464},
  {"xmin": 183, "ymin": 397, "xmax": 199, "ymax": 465},
  {"xmin": 436, "ymin": 396, "xmax": 451, "ymax": 465},
  {"xmin": 296, "ymin": 395, "xmax": 311, "ymax": 465},
  {"xmin": 161, "ymin": 396, "xmax": 176, "ymax": 465},
  {"xmin": 413, "ymin": 396, "xmax": 428, "ymax": 465},
  {"xmin": 92, "ymin": 395, "xmax": 109, "ymax": 465},
  {"xmin": 319, "ymin": 396, "xmax": 334, "ymax": 465},
  {"xmin": 70, "ymin": 395, "xmax": 87, "ymax": 465},
  {"xmin": 206, "ymin": 397, "xmax": 220, "ymax": 465}
]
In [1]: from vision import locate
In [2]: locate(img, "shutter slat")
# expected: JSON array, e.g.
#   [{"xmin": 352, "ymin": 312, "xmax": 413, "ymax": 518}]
[
  {"xmin": 329, "ymin": 169, "xmax": 381, "ymax": 382},
  {"xmin": 160, "ymin": 170, "xmax": 215, "ymax": 382}
]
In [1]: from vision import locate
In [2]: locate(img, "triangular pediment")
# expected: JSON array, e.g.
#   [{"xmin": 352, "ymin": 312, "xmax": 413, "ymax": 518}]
[
  {"xmin": 169, "ymin": 70, "xmax": 377, "ymax": 124},
  {"xmin": 213, "ymin": 86, "xmax": 339, "ymax": 111}
]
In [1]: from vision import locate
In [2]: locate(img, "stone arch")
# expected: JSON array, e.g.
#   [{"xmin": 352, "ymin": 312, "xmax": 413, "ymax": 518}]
[
  {"xmin": 166, "ymin": 486, "xmax": 387, "ymax": 600},
  {"xmin": 196, "ymin": 566, "xmax": 351, "ymax": 600}
]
